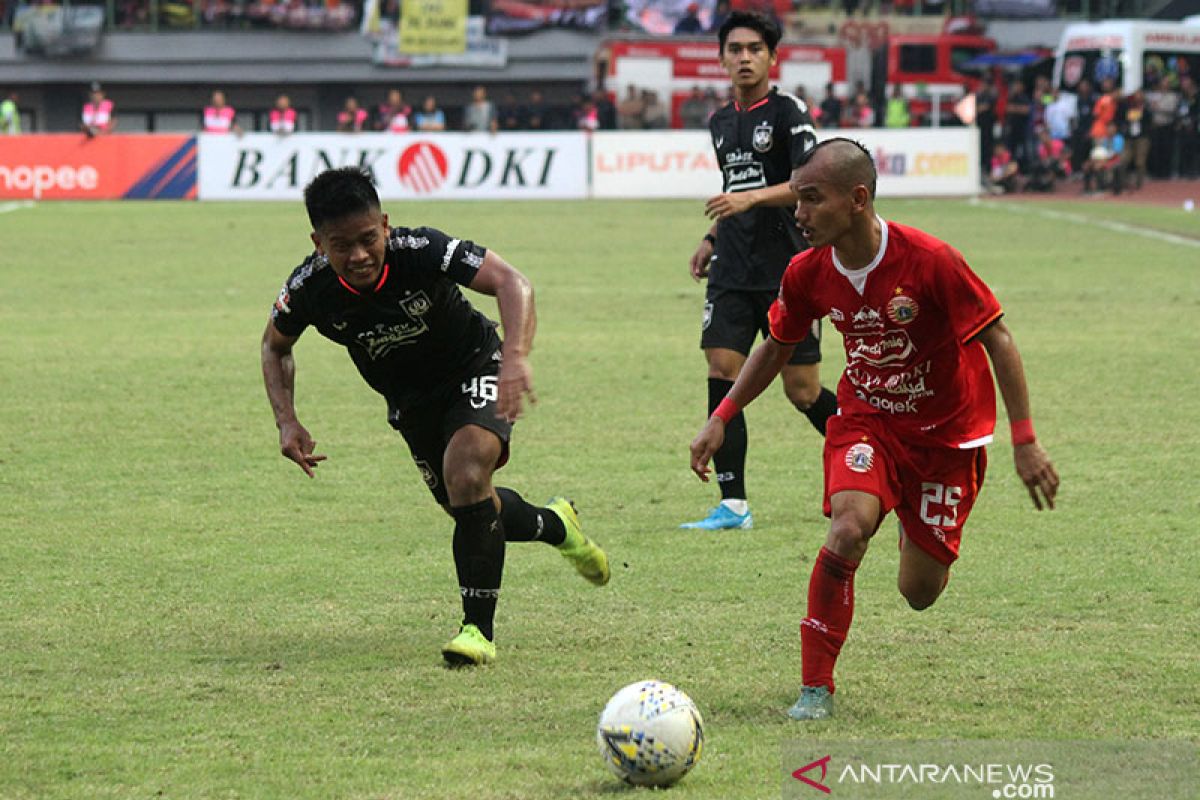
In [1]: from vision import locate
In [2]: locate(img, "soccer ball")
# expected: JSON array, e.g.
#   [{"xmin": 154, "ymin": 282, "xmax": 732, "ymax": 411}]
[{"xmin": 596, "ymin": 679, "xmax": 704, "ymax": 787}]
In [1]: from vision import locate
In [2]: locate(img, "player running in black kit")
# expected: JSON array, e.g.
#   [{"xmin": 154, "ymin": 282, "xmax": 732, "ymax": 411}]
[
  {"xmin": 682, "ymin": 11, "xmax": 838, "ymax": 531},
  {"xmin": 261, "ymin": 167, "xmax": 609, "ymax": 667}
]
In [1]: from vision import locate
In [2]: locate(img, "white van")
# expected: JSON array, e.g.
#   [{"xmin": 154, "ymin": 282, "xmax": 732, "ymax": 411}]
[{"xmin": 1053, "ymin": 19, "xmax": 1200, "ymax": 94}]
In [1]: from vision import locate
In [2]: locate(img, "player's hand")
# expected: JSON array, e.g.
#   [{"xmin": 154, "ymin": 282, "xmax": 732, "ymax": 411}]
[
  {"xmin": 704, "ymin": 192, "xmax": 753, "ymax": 221},
  {"xmin": 689, "ymin": 240, "xmax": 713, "ymax": 281},
  {"xmin": 278, "ymin": 420, "xmax": 327, "ymax": 478},
  {"xmin": 1014, "ymin": 441, "xmax": 1058, "ymax": 510},
  {"xmin": 497, "ymin": 357, "xmax": 536, "ymax": 422},
  {"xmin": 689, "ymin": 417, "xmax": 726, "ymax": 482}
]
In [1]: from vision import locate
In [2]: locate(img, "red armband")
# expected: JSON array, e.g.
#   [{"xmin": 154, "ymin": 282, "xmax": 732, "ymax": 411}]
[
  {"xmin": 1010, "ymin": 418, "xmax": 1036, "ymax": 446},
  {"xmin": 713, "ymin": 397, "xmax": 741, "ymax": 425}
]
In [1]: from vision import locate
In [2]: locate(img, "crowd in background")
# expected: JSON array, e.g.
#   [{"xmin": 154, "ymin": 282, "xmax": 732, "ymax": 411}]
[{"xmin": 980, "ymin": 73, "xmax": 1199, "ymax": 196}]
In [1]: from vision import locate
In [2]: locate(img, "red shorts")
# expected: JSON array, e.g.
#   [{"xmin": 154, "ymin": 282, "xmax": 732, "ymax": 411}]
[{"xmin": 822, "ymin": 415, "xmax": 988, "ymax": 565}]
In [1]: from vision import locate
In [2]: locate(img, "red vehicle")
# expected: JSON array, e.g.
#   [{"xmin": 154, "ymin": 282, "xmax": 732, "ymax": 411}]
[{"xmin": 873, "ymin": 33, "xmax": 999, "ymax": 125}]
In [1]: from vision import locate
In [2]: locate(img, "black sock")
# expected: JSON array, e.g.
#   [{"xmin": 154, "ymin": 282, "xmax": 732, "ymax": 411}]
[
  {"xmin": 495, "ymin": 487, "xmax": 566, "ymax": 546},
  {"xmin": 450, "ymin": 499, "xmax": 506, "ymax": 641},
  {"xmin": 802, "ymin": 387, "xmax": 838, "ymax": 436},
  {"xmin": 709, "ymin": 377, "xmax": 746, "ymax": 501}
]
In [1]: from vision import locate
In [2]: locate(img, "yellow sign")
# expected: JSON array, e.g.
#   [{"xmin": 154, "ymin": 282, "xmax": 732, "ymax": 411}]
[{"xmin": 399, "ymin": 0, "xmax": 467, "ymax": 54}]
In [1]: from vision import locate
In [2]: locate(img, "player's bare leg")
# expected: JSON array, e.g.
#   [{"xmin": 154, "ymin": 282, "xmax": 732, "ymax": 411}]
[
  {"xmin": 441, "ymin": 424, "xmax": 505, "ymax": 666},
  {"xmin": 682, "ymin": 347, "xmax": 754, "ymax": 530},
  {"xmin": 897, "ymin": 524, "xmax": 950, "ymax": 611},
  {"xmin": 790, "ymin": 490, "xmax": 880, "ymax": 720}
]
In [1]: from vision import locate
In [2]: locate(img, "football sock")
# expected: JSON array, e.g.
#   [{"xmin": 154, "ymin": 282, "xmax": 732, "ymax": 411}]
[
  {"xmin": 800, "ymin": 546, "xmax": 860, "ymax": 693},
  {"xmin": 495, "ymin": 486, "xmax": 566, "ymax": 546},
  {"xmin": 709, "ymin": 377, "xmax": 747, "ymax": 501},
  {"xmin": 450, "ymin": 498, "xmax": 506, "ymax": 641},
  {"xmin": 802, "ymin": 387, "xmax": 838, "ymax": 436}
]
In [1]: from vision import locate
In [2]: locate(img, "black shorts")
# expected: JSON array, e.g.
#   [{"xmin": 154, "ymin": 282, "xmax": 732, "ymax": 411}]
[
  {"xmin": 701, "ymin": 287, "xmax": 821, "ymax": 365},
  {"xmin": 387, "ymin": 357, "xmax": 512, "ymax": 506}
]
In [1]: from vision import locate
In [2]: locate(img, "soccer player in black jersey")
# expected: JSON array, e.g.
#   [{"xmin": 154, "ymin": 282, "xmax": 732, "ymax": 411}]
[
  {"xmin": 261, "ymin": 167, "xmax": 610, "ymax": 667},
  {"xmin": 681, "ymin": 11, "xmax": 838, "ymax": 531}
]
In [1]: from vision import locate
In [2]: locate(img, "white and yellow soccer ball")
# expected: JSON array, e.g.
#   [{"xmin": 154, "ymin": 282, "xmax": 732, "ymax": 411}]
[{"xmin": 596, "ymin": 679, "xmax": 704, "ymax": 787}]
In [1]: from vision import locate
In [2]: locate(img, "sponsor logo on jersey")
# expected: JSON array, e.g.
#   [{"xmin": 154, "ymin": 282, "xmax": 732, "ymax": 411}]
[
  {"xmin": 274, "ymin": 285, "xmax": 291, "ymax": 314},
  {"xmin": 829, "ymin": 307, "xmax": 845, "ymax": 322},
  {"xmin": 887, "ymin": 291, "xmax": 919, "ymax": 325},
  {"xmin": 846, "ymin": 330, "xmax": 916, "ymax": 367},
  {"xmin": 845, "ymin": 442, "xmax": 875, "ymax": 473},
  {"xmin": 723, "ymin": 161, "xmax": 766, "ymax": 192},
  {"xmin": 851, "ymin": 306, "xmax": 884, "ymax": 328},
  {"xmin": 714, "ymin": 135, "xmax": 725, "ymax": 149},
  {"xmin": 752, "ymin": 121, "xmax": 773, "ymax": 153}
]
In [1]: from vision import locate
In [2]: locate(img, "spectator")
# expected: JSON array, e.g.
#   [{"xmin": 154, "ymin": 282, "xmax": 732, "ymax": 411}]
[
  {"xmin": 1043, "ymin": 87, "xmax": 1076, "ymax": 145},
  {"xmin": 592, "ymin": 89, "xmax": 617, "ymax": 130},
  {"xmin": 1145, "ymin": 76, "xmax": 1179, "ymax": 179},
  {"xmin": 1089, "ymin": 79, "xmax": 1117, "ymax": 151},
  {"xmin": 497, "ymin": 91, "xmax": 523, "ymax": 130},
  {"xmin": 846, "ymin": 90, "xmax": 874, "ymax": 128},
  {"xmin": 616, "ymin": 85, "xmax": 644, "ymax": 129},
  {"xmin": 1070, "ymin": 79, "xmax": 1096, "ymax": 175},
  {"xmin": 679, "ymin": 85, "xmax": 710, "ymax": 129},
  {"xmin": 818, "ymin": 82, "xmax": 843, "ymax": 130},
  {"xmin": 575, "ymin": 95, "xmax": 600, "ymax": 131},
  {"xmin": 674, "ymin": 2, "xmax": 703, "ymax": 34},
  {"xmin": 708, "ymin": 0, "xmax": 730, "ymax": 32},
  {"xmin": 336, "ymin": 96, "xmax": 368, "ymax": 132},
  {"xmin": 1003, "ymin": 79, "xmax": 1032, "ymax": 166},
  {"xmin": 1120, "ymin": 89, "xmax": 1149, "ymax": 190},
  {"xmin": 0, "ymin": 90, "xmax": 19, "ymax": 135},
  {"xmin": 1083, "ymin": 121, "xmax": 1125, "ymax": 194},
  {"xmin": 463, "ymin": 85, "xmax": 495, "ymax": 132},
  {"xmin": 414, "ymin": 95, "xmax": 446, "ymax": 131},
  {"xmin": 81, "ymin": 82, "xmax": 116, "ymax": 137},
  {"xmin": 525, "ymin": 89, "xmax": 550, "ymax": 130},
  {"xmin": 270, "ymin": 93, "xmax": 297, "ymax": 135},
  {"xmin": 376, "ymin": 88, "xmax": 411, "ymax": 133},
  {"xmin": 884, "ymin": 84, "xmax": 910, "ymax": 128},
  {"xmin": 989, "ymin": 142, "xmax": 1022, "ymax": 193},
  {"xmin": 975, "ymin": 75, "xmax": 997, "ymax": 175},
  {"xmin": 1027, "ymin": 126, "xmax": 1070, "ymax": 192},
  {"xmin": 203, "ymin": 89, "xmax": 241, "ymax": 135},
  {"xmin": 641, "ymin": 89, "xmax": 669, "ymax": 129},
  {"xmin": 1176, "ymin": 76, "xmax": 1198, "ymax": 179}
]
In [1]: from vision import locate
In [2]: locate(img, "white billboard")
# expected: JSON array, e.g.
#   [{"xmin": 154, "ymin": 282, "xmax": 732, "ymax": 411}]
[
  {"xmin": 198, "ymin": 133, "xmax": 587, "ymax": 201},
  {"xmin": 591, "ymin": 128, "xmax": 980, "ymax": 199}
]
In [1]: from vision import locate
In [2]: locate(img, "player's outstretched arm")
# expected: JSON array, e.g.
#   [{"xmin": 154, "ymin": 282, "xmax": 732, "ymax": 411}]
[
  {"xmin": 977, "ymin": 320, "xmax": 1059, "ymax": 510},
  {"xmin": 690, "ymin": 337, "xmax": 794, "ymax": 481},
  {"xmin": 469, "ymin": 250, "xmax": 536, "ymax": 422},
  {"xmin": 261, "ymin": 321, "xmax": 326, "ymax": 477},
  {"xmin": 704, "ymin": 181, "xmax": 797, "ymax": 220}
]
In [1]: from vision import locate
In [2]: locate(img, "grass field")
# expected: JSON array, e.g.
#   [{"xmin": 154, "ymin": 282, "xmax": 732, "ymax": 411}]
[{"xmin": 1, "ymin": 197, "xmax": 1197, "ymax": 799}]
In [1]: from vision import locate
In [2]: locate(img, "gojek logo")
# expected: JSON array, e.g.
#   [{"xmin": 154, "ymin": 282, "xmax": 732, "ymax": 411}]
[
  {"xmin": 398, "ymin": 141, "xmax": 449, "ymax": 194},
  {"xmin": 793, "ymin": 755, "xmax": 832, "ymax": 794}
]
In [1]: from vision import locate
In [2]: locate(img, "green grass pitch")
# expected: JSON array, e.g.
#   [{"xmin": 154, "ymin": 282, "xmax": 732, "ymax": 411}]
[{"xmin": 1, "ymin": 198, "xmax": 1197, "ymax": 798}]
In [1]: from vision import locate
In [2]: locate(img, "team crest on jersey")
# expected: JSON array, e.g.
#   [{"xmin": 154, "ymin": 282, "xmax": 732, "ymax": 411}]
[
  {"xmin": 274, "ymin": 286, "xmax": 291, "ymax": 314},
  {"xmin": 400, "ymin": 291, "xmax": 432, "ymax": 318},
  {"xmin": 845, "ymin": 442, "xmax": 875, "ymax": 473},
  {"xmin": 702, "ymin": 301, "xmax": 714, "ymax": 331},
  {"xmin": 752, "ymin": 121, "xmax": 773, "ymax": 153},
  {"xmin": 886, "ymin": 292, "xmax": 919, "ymax": 325}
]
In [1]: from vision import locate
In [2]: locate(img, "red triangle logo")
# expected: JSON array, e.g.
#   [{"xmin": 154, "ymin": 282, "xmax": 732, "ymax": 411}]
[{"xmin": 792, "ymin": 755, "xmax": 832, "ymax": 793}]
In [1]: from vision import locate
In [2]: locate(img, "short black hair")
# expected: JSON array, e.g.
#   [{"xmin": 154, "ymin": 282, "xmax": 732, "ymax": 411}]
[
  {"xmin": 718, "ymin": 11, "xmax": 781, "ymax": 54},
  {"xmin": 303, "ymin": 167, "xmax": 380, "ymax": 231}
]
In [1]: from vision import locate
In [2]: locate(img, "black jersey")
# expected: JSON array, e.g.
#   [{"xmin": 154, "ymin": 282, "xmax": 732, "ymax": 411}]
[
  {"xmin": 270, "ymin": 226, "xmax": 500, "ymax": 413},
  {"xmin": 708, "ymin": 87, "xmax": 816, "ymax": 291}
]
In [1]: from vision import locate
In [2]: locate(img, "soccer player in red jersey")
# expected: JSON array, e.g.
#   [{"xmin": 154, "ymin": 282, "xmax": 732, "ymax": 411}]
[{"xmin": 689, "ymin": 138, "xmax": 1059, "ymax": 719}]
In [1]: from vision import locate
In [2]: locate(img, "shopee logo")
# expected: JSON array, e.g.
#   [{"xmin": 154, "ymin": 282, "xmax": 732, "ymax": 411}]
[{"xmin": 0, "ymin": 164, "xmax": 100, "ymax": 198}]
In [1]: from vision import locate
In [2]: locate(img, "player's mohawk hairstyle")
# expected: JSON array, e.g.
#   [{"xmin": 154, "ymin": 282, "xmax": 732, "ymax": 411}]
[
  {"xmin": 718, "ymin": 11, "xmax": 781, "ymax": 53},
  {"xmin": 304, "ymin": 166, "xmax": 381, "ymax": 231}
]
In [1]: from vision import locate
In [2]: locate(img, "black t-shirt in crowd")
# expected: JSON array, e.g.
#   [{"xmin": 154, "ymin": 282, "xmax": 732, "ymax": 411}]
[{"xmin": 707, "ymin": 87, "xmax": 817, "ymax": 291}]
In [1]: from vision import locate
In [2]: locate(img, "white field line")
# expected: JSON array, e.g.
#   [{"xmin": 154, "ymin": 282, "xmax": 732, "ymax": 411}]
[
  {"xmin": 967, "ymin": 197, "xmax": 1200, "ymax": 250},
  {"xmin": 0, "ymin": 200, "xmax": 35, "ymax": 215}
]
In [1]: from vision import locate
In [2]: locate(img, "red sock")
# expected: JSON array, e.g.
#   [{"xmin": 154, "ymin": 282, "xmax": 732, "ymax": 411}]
[{"xmin": 800, "ymin": 546, "xmax": 860, "ymax": 693}]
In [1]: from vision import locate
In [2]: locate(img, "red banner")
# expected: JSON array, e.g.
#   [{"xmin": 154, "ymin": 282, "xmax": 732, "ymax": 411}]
[{"xmin": 0, "ymin": 134, "xmax": 197, "ymax": 199}]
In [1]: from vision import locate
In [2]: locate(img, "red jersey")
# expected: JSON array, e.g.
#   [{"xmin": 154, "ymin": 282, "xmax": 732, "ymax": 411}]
[{"xmin": 768, "ymin": 219, "xmax": 1003, "ymax": 449}]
